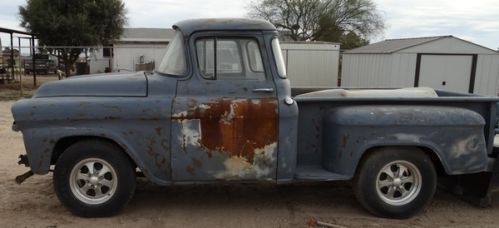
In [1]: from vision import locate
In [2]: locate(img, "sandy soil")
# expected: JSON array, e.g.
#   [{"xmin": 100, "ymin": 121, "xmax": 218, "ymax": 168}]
[
  {"xmin": 1, "ymin": 100, "xmax": 499, "ymax": 228},
  {"xmin": 0, "ymin": 75, "xmax": 60, "ymax": 100}
]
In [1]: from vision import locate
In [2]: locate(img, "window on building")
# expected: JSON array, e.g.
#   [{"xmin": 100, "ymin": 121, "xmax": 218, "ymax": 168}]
[{"xmin": 103, "ymin": 46, "xmax": 112, "ymax": 58}]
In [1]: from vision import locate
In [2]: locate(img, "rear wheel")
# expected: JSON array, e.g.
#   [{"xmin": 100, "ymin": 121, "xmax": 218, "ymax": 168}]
[
  {"xmin": 354, "ymin": 147, "xmax": 437, "ymax": 218},
  {"xmin": 53, "ymin": 140, "xmax": 136, "ymax": 217}
]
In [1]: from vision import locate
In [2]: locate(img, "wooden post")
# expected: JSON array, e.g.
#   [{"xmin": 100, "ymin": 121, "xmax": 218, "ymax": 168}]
[
  {"xmin": 31, "ymin": 35, "xmax": 36, "ymax": 87},
  {"xmin": 9, "ymin": 32, "xmax": 14, "ymax": 82},
  {"xmin": 18, "ymin": 37, "xmax": 23, "ymax": 97}
]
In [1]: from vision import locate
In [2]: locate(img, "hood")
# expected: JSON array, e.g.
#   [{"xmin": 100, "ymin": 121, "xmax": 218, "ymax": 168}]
[{"xmin": 34, "ymin": 72, "xmax": 147, "ymax": 98}]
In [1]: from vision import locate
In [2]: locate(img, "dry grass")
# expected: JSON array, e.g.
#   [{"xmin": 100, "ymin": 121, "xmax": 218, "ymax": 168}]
[{"xmin": 0, "ymin": 75, "xmax": 60, "ymax": 100}]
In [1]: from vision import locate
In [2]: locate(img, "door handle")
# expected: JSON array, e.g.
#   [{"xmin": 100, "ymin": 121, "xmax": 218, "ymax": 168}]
[{"xmin": 252, "ymin": 88, "xmax": 274, "ymax": 93}]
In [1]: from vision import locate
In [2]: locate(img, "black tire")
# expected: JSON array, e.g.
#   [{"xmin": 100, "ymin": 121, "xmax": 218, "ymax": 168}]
[
  {"xmin": 53, "ymin": 139, "xmax": 136, "ymax": 217},
  {"xmin": 354, "ymin": 147, "xmax": 437, "ymax": 219}
]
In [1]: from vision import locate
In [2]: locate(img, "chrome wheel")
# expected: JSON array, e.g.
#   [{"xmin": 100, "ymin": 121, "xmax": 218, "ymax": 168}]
[
  {"xmin": 69, "ymin": 158, "xmax": 118, "ymax": 205},
  {"xmin": 376, "ymin": 160, "xmax": 422, "ymax": 206}
]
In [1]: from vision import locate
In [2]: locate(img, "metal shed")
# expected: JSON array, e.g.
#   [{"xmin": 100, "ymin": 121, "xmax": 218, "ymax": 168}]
[
  {"xmin": 341, "ymin": 36, "xmax": 499, "ymax": 96},
  {"xmin": 280, "ymin": 41, "xmax": 340, "ymax": 88}
]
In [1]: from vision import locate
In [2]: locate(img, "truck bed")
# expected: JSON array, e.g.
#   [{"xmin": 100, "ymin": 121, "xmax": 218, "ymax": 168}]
[
  {"xmin": 291, "ymin": 87, "xmax": 499, "ymax": 205},
  {"xmin": 292, "ymin": 88, "xmax": 499, "ymax": 178}
]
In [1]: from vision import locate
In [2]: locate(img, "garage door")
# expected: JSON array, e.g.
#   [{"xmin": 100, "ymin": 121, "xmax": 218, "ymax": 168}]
[{"xmin": 417, "ymin": 54, "xmax": 475, "ymax": 93}]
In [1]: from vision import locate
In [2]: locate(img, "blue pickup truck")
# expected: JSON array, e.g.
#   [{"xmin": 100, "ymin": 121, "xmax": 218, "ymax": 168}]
[{"xmin": 11, "ymin": 18, "xmax": 499, "ymax": 219}]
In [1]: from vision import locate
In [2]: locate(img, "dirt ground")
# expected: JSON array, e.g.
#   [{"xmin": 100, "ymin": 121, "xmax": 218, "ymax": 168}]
[
  {"xmin": 2, "ymin": 100, "xmax": 499, "ymax": 228},
  {"xmin": 0, "ymin": 75, "xmax": 60, "ymax": 100}
]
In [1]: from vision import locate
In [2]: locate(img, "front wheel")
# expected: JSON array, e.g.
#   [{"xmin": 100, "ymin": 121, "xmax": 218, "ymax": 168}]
[
  {"xmin": 53, "ymin": 140, "xmax": 136, "ymax": 217},
  {"xmin": 354, "ymin": 147, "xmax": 437, "ymax": 218}
]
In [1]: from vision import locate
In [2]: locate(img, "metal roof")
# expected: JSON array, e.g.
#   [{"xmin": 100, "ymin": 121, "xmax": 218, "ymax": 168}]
[
  {"xmin": 116, "ymin": 28, "xmax": 175, "ymax": 43},
  {"xmin": 174, "ymin": 18, "xmax": 276, "ymax": 37},
  {"xmin": 345, "ymin": 36, "xmax": 450, "ymax": 54},
  {"xmin": 0, "ymin": 26, "xmax": 32, "ymax": 36}
]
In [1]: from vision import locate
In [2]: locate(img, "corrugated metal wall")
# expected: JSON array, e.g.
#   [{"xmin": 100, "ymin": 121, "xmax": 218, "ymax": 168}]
[
  {"xmin": 342, "ymin": 53, "xmax": 499, "ymax": 96},
  {"xmin": 476, "ymin": 55, "xmax": 499, "ymax": 96},
  {"xmin": 341, "ymin": 54, "xmax": 416, "ymax": 88},
  {"xmin": 341, "ymin": 37, "xmax": 499, "ymax": 96},
  {"xmin": 281, "ymin": 42, "xmax": 339, "ymax": 88}
]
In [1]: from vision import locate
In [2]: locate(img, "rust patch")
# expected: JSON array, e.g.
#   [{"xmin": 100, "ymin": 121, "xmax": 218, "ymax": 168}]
[
  {"xmin": 186, "ymin": 158, "xmax": 202, "ymax": 176},
  {"xmin": 160, "ymin": 139, "xmax": 169, "ymax": 152},
  {"xmin": 186, "ymin": 165, "xmax": 195, "ymax": 175},
  {"xmin": 192, "ymin": 158, "xmax": 202, "ymax": 168},
  {"xmin": 154, "ymin": 127, "xmax": 162, "ymax": 135},
  {"xmin": 173, "ymin": 98, "xmax": 278, "ymax": 163},
  {"xmin": 146, "ymin": 138, "xmax": 166, "ymax": 168},
  {"xmin": 341, "ymin": 134, "xmax": 349, "ymax": 148}
]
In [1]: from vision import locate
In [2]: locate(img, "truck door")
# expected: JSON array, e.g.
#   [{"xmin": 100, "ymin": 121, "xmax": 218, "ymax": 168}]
[{"xmin": 171, "ymin": 33, "xmax": 279, "ymax": 181}]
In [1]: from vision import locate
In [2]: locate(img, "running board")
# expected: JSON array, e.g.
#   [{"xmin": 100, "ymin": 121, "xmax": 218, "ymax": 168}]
[{"xmin": 295, "ymin": 165, "xmax": 350, "ymax": 181}]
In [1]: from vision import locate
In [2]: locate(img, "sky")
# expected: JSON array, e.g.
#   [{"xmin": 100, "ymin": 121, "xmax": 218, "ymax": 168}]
[{"xmin": 0, "ymin": 0, "xmax": 498, "ymax": 51}]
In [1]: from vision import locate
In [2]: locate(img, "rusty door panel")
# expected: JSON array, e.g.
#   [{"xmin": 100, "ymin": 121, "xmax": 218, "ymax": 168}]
[{"xmin": 172, "ymin": 97, "xmax": 278, "ymax": 180}]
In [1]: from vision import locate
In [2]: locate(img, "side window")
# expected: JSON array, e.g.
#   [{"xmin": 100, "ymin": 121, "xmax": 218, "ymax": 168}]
[{"xmin": 195, "ymin": 38, "xmax": 265, "ymax": 81}]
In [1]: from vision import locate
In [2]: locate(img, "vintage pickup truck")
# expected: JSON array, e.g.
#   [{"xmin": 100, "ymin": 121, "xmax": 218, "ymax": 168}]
[{"xmin": 11, "ymin": 18, "xmax": 499, "ymax": 219}]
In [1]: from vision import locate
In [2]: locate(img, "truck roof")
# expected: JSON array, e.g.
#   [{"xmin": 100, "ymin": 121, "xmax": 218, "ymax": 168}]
[{"xmin": 173, "ymin": 18, "xmax": 276, "ymax": 36}]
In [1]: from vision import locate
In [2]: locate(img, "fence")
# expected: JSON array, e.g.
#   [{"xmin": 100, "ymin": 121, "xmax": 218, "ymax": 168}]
[{"xmin": 0, "ymin": 44, "xmax": 170, "ymax": 95}]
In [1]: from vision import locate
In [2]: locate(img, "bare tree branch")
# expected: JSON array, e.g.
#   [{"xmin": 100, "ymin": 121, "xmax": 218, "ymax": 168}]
[{"xmin": 248, "ymin": 0, "xmax": 384, "ymax": 47}]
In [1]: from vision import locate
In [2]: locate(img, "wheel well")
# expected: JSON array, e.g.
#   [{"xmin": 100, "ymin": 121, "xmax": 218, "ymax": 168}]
[
  {"xmin": 356, "ymin": 146, "xmax": 447, "ymax": 177},
  {"xmin": 51, "ymin": 136, "xmax": 137, "ymax": 168}
]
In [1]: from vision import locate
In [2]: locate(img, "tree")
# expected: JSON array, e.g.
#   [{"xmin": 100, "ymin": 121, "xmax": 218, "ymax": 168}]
[
  {"xmin": 249, "ymin": 0, "xmax": 384, "ymax": 49},
  {"xmin": 19, "ymin": 0, "xmax": 127, "ymax": 75},
  {"xmin": 338, "ymin": 31, "xmax": 369, "ymax": 50},
  {"xmin": 2, "ymin": 47, "xmax": 20, "ymax": 56}
]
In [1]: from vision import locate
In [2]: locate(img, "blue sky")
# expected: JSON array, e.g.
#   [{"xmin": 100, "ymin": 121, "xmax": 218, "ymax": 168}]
[{"xmin": 1, "ymin": 0, "xmax": 498, "ymax": 51}]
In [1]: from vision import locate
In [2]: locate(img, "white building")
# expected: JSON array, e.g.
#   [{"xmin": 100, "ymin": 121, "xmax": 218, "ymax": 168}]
[
  {"xmin": 88, "ymin": 28, "xmax": 341, "ymax": 89},
  {"xmin": 281, "ymin": 41, "xmax": 340, "ymax": 88},
  {"xmin": 341, "ymin": 36, "xmax": 499, "ymax": 96},
  {"xmin": 87, "ymin": 48, "xmax": 111, "ymax": 74},
  {"xmin": 112, "ymin": 28, "xmax": 175, "ymax": 72}
]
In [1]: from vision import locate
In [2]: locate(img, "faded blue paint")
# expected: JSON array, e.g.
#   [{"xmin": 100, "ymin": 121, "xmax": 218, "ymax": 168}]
[
  {"xmin": 12, "ymin": 73, "xmax": 177, "ymax": 185},
  {"xmin": 322, "ymin": 105, "xmax": 487, "ymax": 176},
  {"xmin": 10, "ymin": 18, "xmax": 499, "ymax": 188}
]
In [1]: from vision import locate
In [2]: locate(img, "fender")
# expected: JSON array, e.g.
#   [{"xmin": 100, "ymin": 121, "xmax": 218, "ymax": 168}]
[
  {"xmin": 12, "ymin": 96, "xmax": 174, "ymax": 186},
  {"xmin": 20, "ymin": 126, "xmax": 171, "ymax": 185},
  {"xmin": 322, "ymin": 105, "xmax": 488, "ymax": 177}
]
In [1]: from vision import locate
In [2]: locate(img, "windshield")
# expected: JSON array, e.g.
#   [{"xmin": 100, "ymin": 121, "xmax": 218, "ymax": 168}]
[{"xmin": 157, "ymin": 30, "xmax": 187, "ymax": 76}]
